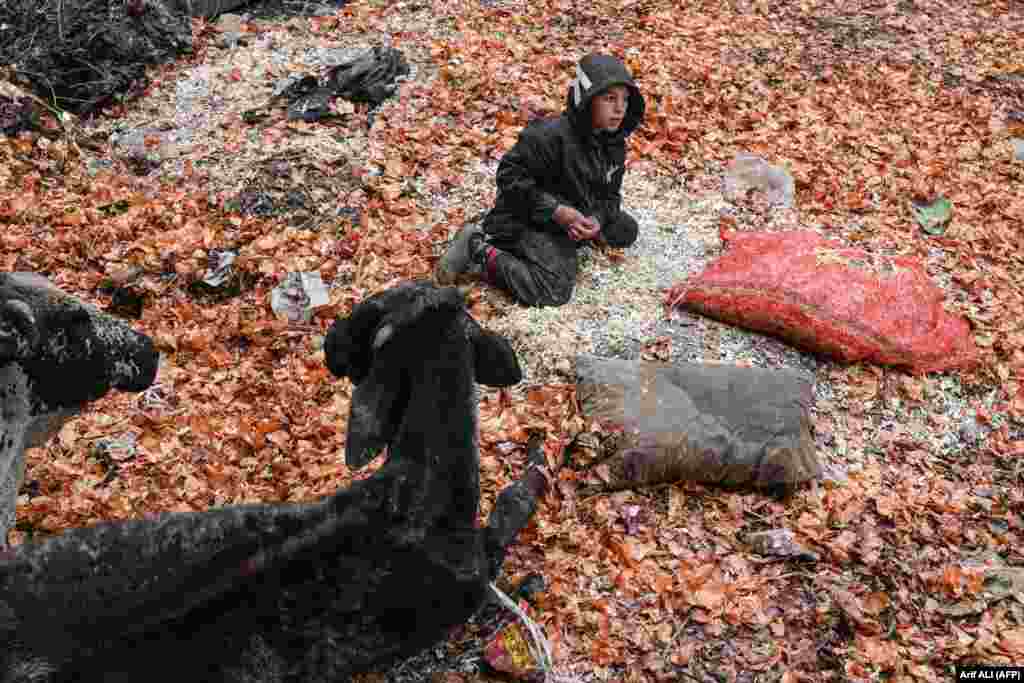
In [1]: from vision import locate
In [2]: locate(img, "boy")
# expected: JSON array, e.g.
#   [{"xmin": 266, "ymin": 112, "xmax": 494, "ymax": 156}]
[{"xmin": 435, "ymin": 52, "xmax": 646, "ymax": 307}]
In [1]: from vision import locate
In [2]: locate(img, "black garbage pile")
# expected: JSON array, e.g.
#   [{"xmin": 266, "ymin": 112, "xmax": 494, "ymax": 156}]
[
  {"xmin": 263, "ymin": 46, "xmax": 411, "ymax": 124},
  {"xmin": 0, "ymin": 0, "xmax": 193, "ymax": 117}
]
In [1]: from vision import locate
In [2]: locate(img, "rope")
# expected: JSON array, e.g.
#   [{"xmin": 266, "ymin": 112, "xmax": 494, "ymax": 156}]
[{"xmin": 488, "ymin": 583, "xmax": 587, "ymax": 683}]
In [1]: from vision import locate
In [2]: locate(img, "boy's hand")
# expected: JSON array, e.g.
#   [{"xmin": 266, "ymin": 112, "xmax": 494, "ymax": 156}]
[
  {"xmin": 554, "ymin": 206, "xmax": 601, "ymax": 242},
  {"xmin": 569, "ymin": 216, "xmax": 601, "ymax": 242}
]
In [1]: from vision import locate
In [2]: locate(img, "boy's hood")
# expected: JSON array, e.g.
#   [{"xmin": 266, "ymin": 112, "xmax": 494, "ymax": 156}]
[{"xmin": 565, "ymin": 53, "xmax": 645, "ymax": 142}]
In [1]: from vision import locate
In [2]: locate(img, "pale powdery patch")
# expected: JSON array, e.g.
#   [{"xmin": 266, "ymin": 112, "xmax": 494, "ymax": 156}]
[{"xmin": 484, "ymin": 182, "xmax": 729, "ymax": 385}]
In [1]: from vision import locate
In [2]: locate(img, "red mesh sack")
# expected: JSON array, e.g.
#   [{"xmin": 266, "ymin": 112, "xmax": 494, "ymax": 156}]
[{"xmin": 666, "ymin": 229, "xmax": 978, "ymax": 375}]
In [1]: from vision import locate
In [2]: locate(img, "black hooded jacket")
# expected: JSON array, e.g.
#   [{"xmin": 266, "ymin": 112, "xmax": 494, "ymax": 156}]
[{"xmin": 483, "ymin": 53, "xmax": 645, "ymax": 242}]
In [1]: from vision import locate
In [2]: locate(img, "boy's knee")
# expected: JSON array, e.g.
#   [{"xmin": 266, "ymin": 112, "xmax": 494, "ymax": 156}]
[
  {"xmin": 602, "ymin": 212, "xmax": 639, "ymax": 248},
  {"xmin": 520, "ymin": 275, "xmax": 574, "ymax": 308},
  {"xmin": 546, "ymin": 281, "xmax": 574, "ymax": 307}
]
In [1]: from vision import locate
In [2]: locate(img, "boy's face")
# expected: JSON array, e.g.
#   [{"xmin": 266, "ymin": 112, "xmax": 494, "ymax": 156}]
[{"xmin": 590, "ymin": 85, "xmax": 628, "ymax": 132}]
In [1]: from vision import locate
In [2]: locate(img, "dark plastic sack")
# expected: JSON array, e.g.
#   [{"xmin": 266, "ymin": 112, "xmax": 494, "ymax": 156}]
[
  {"xmin": 666, "ymin": 230, "xmax": 978, "ymax": 375},
  {"xmin": 325, "ymin": 46, "xmax": 410, "ymax": 105},
  {"xmin": 283, "ymin": 46, "xmax": 410, "ymax": 122},
  {"xmin": 575, "ymin": 355, "xmax": 821, "ymax": 490}
]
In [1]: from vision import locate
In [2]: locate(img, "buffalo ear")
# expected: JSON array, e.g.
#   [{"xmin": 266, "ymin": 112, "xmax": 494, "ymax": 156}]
[
  {"xmin": 324, "ymin": 297, "xmax": 386, "ymax": 383},
  {"xmin": 472, "ymin": 327, "xmax": 521, "ymax": 388}
]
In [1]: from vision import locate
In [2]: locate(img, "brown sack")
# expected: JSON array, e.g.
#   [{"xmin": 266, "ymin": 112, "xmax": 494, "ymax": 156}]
[{"xmin": 575, "ymin": 355, "xmax": 821, "ymax": 490}]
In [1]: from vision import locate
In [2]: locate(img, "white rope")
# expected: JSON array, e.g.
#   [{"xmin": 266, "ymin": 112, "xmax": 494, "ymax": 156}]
[{"xmin": 488, "ymin": 583, "xmax": 586, "ymax": 683}]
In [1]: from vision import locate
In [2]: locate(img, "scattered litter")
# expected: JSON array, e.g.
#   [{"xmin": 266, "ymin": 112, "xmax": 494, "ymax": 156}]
[
  {"xmin": 270, "ymin": 271, "xmax": 330, "ymax": 323},
  {"xmin": 201, "ymin": 250, "xmax": 238, "ymax": 288},
  {"xmin": 187, "ymin": 249, "xmax": 247, "ymax": 300},
  {"xmin": 91, "ymin": 433, "xmax": 138, "ymax": 463},
  {"xmin": 621, "ymin": 504, "xmax": 642, "ymax": 535},
  {"xmin": 262, "ymin": 45, "xmax": 411, "ymax": 123},
  {"xmin": 483, "ymin": 620, "xmax": 544, "ymax": 680},
  {"xmin": 138, "ymin": 382, "xmax": 174, "ymax": 410},
  {"xmin": 910, "ymin": 196, "xmax": 953, "ymax": 235},
  {"xmin": 819, "ymin": 462, "xmax": 850, "ymax": 487},
  {"xmin": 723, "ymin": 152, "xmax": 795, "ymax": 208},
  {"xmin": 288, "ymin": 89, "xmax": 344, "ymax": 123},
  {"xmin": 485, "ymin": 583, "xmax": 584, "ymax": 683},
  {"xmin": 111, "ymin": 129, "xmax": 152, "ymax": 160},
  {"xmin": 743, "ymin": 528, "xmax": 819, "ymax": 562}
]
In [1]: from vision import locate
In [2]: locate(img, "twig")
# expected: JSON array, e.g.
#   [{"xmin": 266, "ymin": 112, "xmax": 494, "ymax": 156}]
[
  {"xmin": 764, "ymin": 571, "xmax": 816, "ymax": 581},
  {"xmin": 579, "ymin": 480, "xmax": 676, "ymax": 501}
]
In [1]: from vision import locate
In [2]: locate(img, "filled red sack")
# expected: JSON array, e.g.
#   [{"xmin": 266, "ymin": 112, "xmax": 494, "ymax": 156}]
[{"xmin": 666, "ymin": 230, "xmax": 978, "ymax": 374}]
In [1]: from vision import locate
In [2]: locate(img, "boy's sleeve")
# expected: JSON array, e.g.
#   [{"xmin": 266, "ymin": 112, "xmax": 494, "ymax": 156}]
[{"xmin": 494, "ymin": 127, "xmax": 570, "ymax": 231}]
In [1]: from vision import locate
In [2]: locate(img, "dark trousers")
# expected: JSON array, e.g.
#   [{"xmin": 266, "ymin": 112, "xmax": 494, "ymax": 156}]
[{"xmin": 484, "ymin": 211, "xmax": 638, "ymax": 307}]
